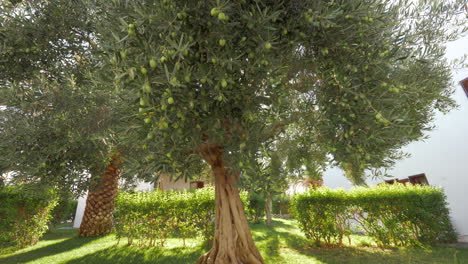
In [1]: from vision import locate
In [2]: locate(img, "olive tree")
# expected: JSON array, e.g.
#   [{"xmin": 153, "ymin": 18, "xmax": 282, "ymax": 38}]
[
  {"xmin": 0, "ymin": 0, "xmax": 134, "ymax": 237},
  {"xmin": 92, "ymin": 0, "xmax": 466, "ymax": 262},
  {"xmin": 2, "ymin": 0, "xmax": 466, "ymax": 262}
]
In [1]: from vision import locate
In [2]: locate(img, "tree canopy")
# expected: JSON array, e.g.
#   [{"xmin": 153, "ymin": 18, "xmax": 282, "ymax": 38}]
[
  {"xmin": 1, "ymin": 0, "xmax": 466, "ymax": 262},
  {"xmin": 88, "ymin": 0, "xmax": 466, "ymax": 262},
  {"xmin": 0, "ymin": 0, "xmax": 129, "ymax": 195}
]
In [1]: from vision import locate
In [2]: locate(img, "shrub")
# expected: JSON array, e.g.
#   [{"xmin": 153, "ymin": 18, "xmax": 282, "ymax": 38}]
[
  {"xmin": 49, "ymin": 197, "xmax": 78, "ymax": 227},
  {"xmin": 291, "ymin": 188, "xmax": 352, "ymax": 246},
  {"xmin": 350, "ymin": 184, "xmax": 457, "ymax": 247},
  {"xmin": 0, "ymin": 185, "xmax": 58, "ymax": 250},
  {"xmin": 114, "ymin": 186, "xmax": 248, "ymax": 247},
  {"xmin": 246, "ymin": 193, "xmax": 265, "ymax": 224},
  {"xmin": 291, "ymin": 184, "xmax": 456, "ymax": 247}
]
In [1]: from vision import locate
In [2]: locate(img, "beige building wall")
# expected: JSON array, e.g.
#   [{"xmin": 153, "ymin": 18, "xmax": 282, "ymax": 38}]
[{"xmin": 158, "ymin": 173, "xmax": 191, "ymax": 191}]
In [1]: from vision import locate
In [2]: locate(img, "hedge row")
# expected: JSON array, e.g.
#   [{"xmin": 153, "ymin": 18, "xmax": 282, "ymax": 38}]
[
  {"xmin": 114, "ymin": 187, "xmax": 248, "ymax": 247},
  {"xmin": 291, "ymin": 184, "xmax": 457, "ymax": 247},
  {"xmin": 0, "ymin": 185, "xmax": 58, "ymax": 250}
]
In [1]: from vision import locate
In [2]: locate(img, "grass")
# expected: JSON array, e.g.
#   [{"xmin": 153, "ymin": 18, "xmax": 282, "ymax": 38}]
[{"xmin": 1, "ymin": 219, "xmax": 467, "ymax": 264}]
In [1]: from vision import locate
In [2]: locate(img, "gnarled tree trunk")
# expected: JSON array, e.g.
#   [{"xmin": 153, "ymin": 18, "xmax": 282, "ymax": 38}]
[
  {"xmin": 78, "ymin": 154, "xmax": 121, "ymax": 237},
  {"xmin": 265, "ymin": 195, "xmax": 272, "ymax": 227},
  {"xmin": 197, "ymin": 144, "xmax": 264, "ymax": 264}
]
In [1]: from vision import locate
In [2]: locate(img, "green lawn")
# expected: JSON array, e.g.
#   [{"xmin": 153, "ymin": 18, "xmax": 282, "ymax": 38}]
[{"xmin": 1, "ymin": 219, "xmax": 467, "ymax": 264}]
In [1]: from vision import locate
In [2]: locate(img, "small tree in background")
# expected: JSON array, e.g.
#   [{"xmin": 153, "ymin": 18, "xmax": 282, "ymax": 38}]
[{"xmin": 242, "ymin": 151, "xmax": 289, "ymax": 227}]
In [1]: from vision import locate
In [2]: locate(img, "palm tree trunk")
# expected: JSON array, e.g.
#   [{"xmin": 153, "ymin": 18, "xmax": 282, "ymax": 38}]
[{"xmin": 78, "ymin": 153, "xmax": 121, "ymax": 237}]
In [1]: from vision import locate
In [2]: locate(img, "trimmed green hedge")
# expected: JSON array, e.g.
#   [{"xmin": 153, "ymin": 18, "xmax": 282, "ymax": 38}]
[
  {"xmin": 114, "ymin": 187, "xmax": 248, "ymax": 247},
  {"xmin": 0, "ymin": 185, "xmax": 58, "ymax": 250},
  {"xmin": 291, "ymin": 184, "xmax": 457, "ymax": 247}
]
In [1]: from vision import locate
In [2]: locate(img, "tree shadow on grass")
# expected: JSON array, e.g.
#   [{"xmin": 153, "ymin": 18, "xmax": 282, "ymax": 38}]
[
  {"xmin": 270, "ymin": 218, "xmax": 297, "ymax": 228},
  {"xmin": 261, "ymin": 233, "xmax": 289, "ymax": 264},
  {"xmin": 64, "ymin": 245, "xmax": 204, "ymax": 264},
  {"xmin": 41, "ymin": 228, "xmax": 79, "ymax": 241},
  {"xmin": 251, "ymin": 220, "xmax": 297, "ymax": 264},
  {"xmin": 249, "ymin": 218, "xmax": 295, "ymax": 230},
  {"xmin": 251, "ymin": 220, "xmax": 450, "ymax": 264},
  {"xmin": 0, "ymin": 236, "xmax": 99, "ymax": 264},
  {"xmin": 275, "ymin": 229, "xmax": 402, "ymax": 263},
  {"xmin": 251, "ymin": 219, "xmax": 309, "ymax": 249},
  {"xmin": 275, "ymin": 230, "xmax": 468, "ymax": 264}
]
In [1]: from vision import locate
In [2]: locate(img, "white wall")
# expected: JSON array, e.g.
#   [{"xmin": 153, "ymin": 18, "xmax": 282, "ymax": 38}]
[
  {"xmin": 73, "ymin": 194, "xmax": 87, "ymax": 228},
  {"xmin": 322, "ymin": 35, "xmax": 468, "ymax": 242}
]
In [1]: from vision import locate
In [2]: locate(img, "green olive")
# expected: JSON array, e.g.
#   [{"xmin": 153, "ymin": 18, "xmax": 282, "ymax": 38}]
[
  {"xmin": 221, "ymin": 79, "xmax": 227, "ymax": 88},
  {"xmin": 210, "ymin": 8, "xmax": 219, "ymax": 17},
  {"xmin": 219, "ymin": 39, "xmax": 226, "ymax": 46},
  {"xmin": 218, "ymin": 12, "xmax": 226, "ymax": 21},
  {"xmin": 149, "ymin": 59, "xmax": 157, "ymax": 68},
  {"xmin": 143, "ymin": 83, "xmax": 151, "ymax": 93}
]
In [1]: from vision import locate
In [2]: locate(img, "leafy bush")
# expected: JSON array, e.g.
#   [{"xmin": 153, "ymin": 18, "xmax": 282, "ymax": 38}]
[
  {"xmin": 291, "ymin": 188, "xmax": 352, "ymax": 246},
  {"xmin": 291, "ymin": 184, "xmax": 457, "ymax": 247},
  {"xmin": 246, "ymin": 193, "xmax": 265, "ymax": 224},
  {"xmin": 0, "ymin": 185, "xmax": 58, "ymax": 250},
  {"xmin": 114, "ymin": 186, "xmax": 248, "ymax": 247},
  {"xmin": 49, "ymin": 197, "xmax": 78, "ymax": 227},
  {"xmin": 350, "ymin": 185, "xmax": 457, "ymax": 246}
]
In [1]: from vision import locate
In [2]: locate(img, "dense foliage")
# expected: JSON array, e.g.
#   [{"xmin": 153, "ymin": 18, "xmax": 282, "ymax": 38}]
[
  {"xmin": 114, "ymin": 187, "xmax": 248, "ymax": 247},
  {"xmin": 245, "ymin": 193, "xmax": 266, "ymax": 224},
  {"xmin": 272, "ymin": 194, "xmax": 291, "ymax": 216},
  {"xmin": 0, "ymin": 0, "xmax": 131, "ymax": 196},
  {"xmin": 241, "ymin": 151, "xmax": 290, "ymax": 226},
  {"xmin": 245, "ymin": 193, "xmax": 291, "ymax": 223},
  {"xmin": 291, "ymin": 184, "xmax": 457, "ymax": 247},
  {"xmin": 1, "ymin": 0, "xmax": 466, "ymax": 261},
  {"xmin": 89, "ymin": 0, "xmax": 466, "ymax": 181},
  {"xmin": 0, "ymin": 185, "xmax": 58, "ymax": 250},
  {"xmin": 49, "ymin": 197, "xmax": 78, "ymax": 227}
]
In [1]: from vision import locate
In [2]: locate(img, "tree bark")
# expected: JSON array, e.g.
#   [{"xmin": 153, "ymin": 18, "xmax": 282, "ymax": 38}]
[
  {"xmin": 197, "ymin": 144, "xmax": 264, "ymax": 264},
  {"xmin": 78, "ymin": 154, "xmax": 121, "ymax": 237},
  {"xmin": 265, "ymin": 195, "xmax": 272, "ymax": 227}
]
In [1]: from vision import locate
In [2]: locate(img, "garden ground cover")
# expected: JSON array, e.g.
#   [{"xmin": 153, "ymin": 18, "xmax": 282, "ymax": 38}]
[{"xmin": 1, "ymin": 219, "xmax": 467, "ymax": 264}]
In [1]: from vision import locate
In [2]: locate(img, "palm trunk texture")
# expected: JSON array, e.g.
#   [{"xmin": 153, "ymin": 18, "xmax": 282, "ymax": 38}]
[{"xmin": 78, "ymin": 154, "xmax": 121, "ymax": 237}]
